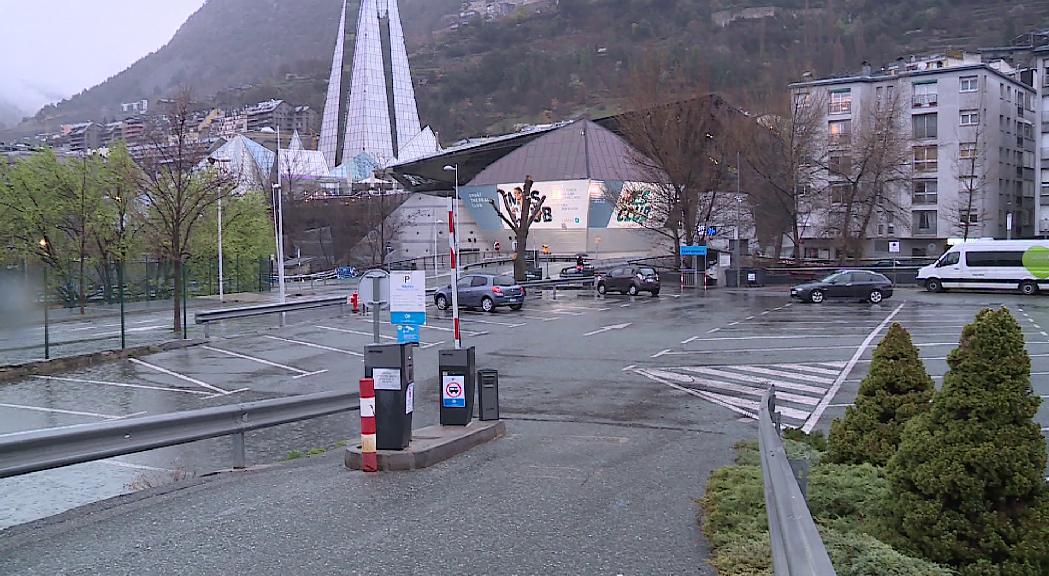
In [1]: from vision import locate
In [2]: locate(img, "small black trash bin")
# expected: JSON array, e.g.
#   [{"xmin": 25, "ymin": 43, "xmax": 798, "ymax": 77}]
[{"xmin": 477, "ymin": 369, "xmax": 500, "ymax": 421}]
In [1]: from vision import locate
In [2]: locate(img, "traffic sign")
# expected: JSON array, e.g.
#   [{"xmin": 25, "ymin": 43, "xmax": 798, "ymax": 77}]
[
  {"xmin": 707, "ymin": 226, "xmax": 718, "ymax": 237},
  {"xmin": 390, "ymin": 270, "xmax": 426, "ymax": 326},
  {"xmin": 494, "ymin": 241, "xmax": 501, "ymax": 252},
  {"xmin": 397, "ymin": 324, "xmax": 420, "ymax": 344},
  {"xmin": 888, "ymin": 241, "xmax": 901, "ymax": 254},
  {"xmin": 679, "ymin": 245, "xmax": 708, "ymax": 256},
  {"xmin": 442, "ymin": 375, "xmax": 466, "ymax": 408},
  {"xmin": 358, "ymin": 269, "xmax": 390, "ymax": 310}
]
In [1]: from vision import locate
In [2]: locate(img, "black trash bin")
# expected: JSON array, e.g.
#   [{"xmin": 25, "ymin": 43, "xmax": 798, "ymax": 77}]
[
  {"xmin": 365, "ymin": 343, "xmax": 415, "ymax": 450},
  {"xmin": 477, "ymin": 369, "xmax": 500, "ymax": 421},
  {"xmin": 439, "ymin": 347, "xmax": 475, "ymax": 426}
]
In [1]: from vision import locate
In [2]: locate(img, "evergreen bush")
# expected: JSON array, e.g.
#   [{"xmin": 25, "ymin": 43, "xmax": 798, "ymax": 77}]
[
  {"xmin": 884, "ymin": 308, "xmax": 1048, "ymax": 575},
  {"xmin": 827, "ymin": 323, "xmax": 934, "ymax": 465}
]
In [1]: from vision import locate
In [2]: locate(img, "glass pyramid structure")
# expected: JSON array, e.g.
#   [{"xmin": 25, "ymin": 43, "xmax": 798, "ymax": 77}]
[{"xmin": 319, "ymin": 0, "xmax": 439, "ymax": 174}]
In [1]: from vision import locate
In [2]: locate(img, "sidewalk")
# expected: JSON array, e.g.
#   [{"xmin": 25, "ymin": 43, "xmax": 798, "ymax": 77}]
[{"xmin": 0, "ymin": 418, "xmax": 720, "ymax": 575}]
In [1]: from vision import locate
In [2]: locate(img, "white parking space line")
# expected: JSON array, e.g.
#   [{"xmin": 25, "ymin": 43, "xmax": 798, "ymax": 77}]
[
  {"xmin": 645, "ymin": 369, "xmax": 820, "ymax": 407},
  {"xmin": 707, "ymin": 327, "xmax": 722, "ymax": 334},
  {"xmin": 774, "ymin": 364, "xmax": 842, "ymax": 376},
  {"xmin": 681, "ymin": 336, "xmax": 699, "ymax": 345},
  {"xmin": 0, "ymin": 403, "xmax": 126, "ymax": 420},
  {"xmin": 33, "ymin": 375, "xmax": 213, "ymax": 396},
  {"xmin": 547, "ymin": 309, "xmax": 584, "ymax": 316},
  {"xmin": 685, "ymin": 334, "xmax": 865, "ymax": 343},
  {"xmin": 458, "ymin": 317, "xmax": 526, "ymax": 328},
  {"xmin": 518, "ymin": 315, "xmax": 559, "ymax": 322},
  {"xmin": 129, "ymin": 358, "xmax": 233, "ymax": 395},
  {"xmin": 678, "ymin": 366, "xmax": 829, "ymax": 395},
  {"xmin": 804, "ymin": 303, "xmax": 904, "ymax": 433},
  {"xmin": 351, "ymin": 319, "xmax": 484, "ymax": 337},
  {"xmin": 201, "ymin": 345, "xmax": 327, "ymax": 379},
  {"xmin": 263, "ymin": 336, "xmax": 363, "ymax": 357}
]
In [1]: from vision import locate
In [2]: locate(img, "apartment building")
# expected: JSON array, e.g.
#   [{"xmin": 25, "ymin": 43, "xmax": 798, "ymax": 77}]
[{"xmin": 791, "ymin": 52, "xmax": 1036, "ymax": 259}]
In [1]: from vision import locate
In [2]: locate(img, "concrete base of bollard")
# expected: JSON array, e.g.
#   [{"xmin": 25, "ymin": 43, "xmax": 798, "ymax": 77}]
[{"xmin": 344, "ymin": 420, "xmax": 505, "ymax": 471}]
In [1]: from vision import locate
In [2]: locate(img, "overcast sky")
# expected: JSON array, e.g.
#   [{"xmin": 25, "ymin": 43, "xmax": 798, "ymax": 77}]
[{"xmin": 0, "ymin": 0, "xmax": 207, "ymax": 113}]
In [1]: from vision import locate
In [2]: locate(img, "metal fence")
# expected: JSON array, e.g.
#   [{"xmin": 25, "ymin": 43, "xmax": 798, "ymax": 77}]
[
  {"xmin": 759, "ymin": 390, "xmax": 837, "ymax": 575},
  {"xmin": 0, "ymin": 390, "xmax": 358, "ymax": 479}
]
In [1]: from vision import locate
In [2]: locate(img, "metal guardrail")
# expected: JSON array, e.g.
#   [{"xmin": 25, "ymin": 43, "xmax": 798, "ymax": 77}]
[
  {"xmin": 759, "ymin": 390, "xmax": 837, "ymax": 576},
  {"xmin": 0, "ymin": 390, "xmax": 358, "ymax": 479},
  {"xmin": 195, "ymin": 296, "xmax": 348, "ymax": 337}
]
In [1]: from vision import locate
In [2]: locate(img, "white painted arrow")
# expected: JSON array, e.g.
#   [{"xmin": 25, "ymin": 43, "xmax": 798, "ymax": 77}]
[{"xmin": 583, "ymin": 323, "xmax": 632, "ymax": 337}]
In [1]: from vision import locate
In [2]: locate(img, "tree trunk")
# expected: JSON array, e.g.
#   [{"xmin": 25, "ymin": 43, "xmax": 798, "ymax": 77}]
[
  {"xmin": 514, "ymin": 228, "xmax": 529, "ymax": 281},
  {"xmin": 173, "ymin": 257, "xmax": 182, "ymax": 335},
  {"xmin": 78, "ymin": 248, "xmax": 86, "ymax": 315}
]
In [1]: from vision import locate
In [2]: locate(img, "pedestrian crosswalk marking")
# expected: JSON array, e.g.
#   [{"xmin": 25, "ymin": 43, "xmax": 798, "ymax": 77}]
[
  {"xmin": 636, "ymin": 361, "xmax": 847, "ymax": 424},
  {"xmin": 678, "ymin": 366, "xmax": 829, "ymax": 396}
]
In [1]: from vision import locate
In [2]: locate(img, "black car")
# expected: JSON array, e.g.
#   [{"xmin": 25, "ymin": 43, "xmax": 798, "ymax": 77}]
[
  {"xmin": 596, "ymin": 266, "xmax": 660, "ymax": 296},
  {"xmin": 791, "ymin": 270, "xmax": 894, "ymax": 304},
  {"xmin": 560, "ymin": 265, "xmax": 596, "ymax": 278}
]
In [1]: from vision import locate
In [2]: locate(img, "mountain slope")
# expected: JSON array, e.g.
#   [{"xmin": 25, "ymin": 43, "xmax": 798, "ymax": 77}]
[{"xmin": 12, "ymin": 0, "xmax": 1049, "ymax": 141}]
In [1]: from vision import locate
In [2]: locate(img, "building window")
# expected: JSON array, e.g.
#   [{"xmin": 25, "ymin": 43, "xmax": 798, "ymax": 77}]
[
  {"xmin": 912, "ymin": 180, "xmax": 938, "ymax": 204},
  {"xmin": 914, "ymin": 210, "xmax": 938, "ymax": 235},
  {"xmin": 960, "ymin": 210, "xmax": 979, "ymax": 224},
  {"xmin": 887, "ymin": 223, "xmax": 896, "ymax": 235},
  {"xmin": 913, "ymin": 145, "xmax": 938, "ymax": 172},
  {"xmin": 912, "ymin": 113, "xmax": 937, "ymax": 139},
  {"xmin": 959, "ymin": 142, "xmax": 977, "ymax": 160},
  {"xmin": 830, "ymin": 182, "xmax": 850, "ymax": 204},
  {"xmin": 829, "ymin": 90, "xmax": 852, "ymax": 114},
  {"xmin": 960, "ymin": 110, "xmax": 979, "ymax": 126},
  {"xmin": 828, "ymin": 119, "xmax": 851, "ymax": 146},
  {"xmin": 960, "ymin": 76, "xmax": 978, "ymax": 92},
  {"xmin": 829, "ymin": 153, "xmax": 851, "ymax": 175},
  {"xmin": 912, "ymin": 82, "xmax": 937, "ymax": 107}
]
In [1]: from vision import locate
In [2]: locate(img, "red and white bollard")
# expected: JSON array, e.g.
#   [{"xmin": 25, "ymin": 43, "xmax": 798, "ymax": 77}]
[
  {"xmin": 359, "ymin": 377, "xmax": 378, "ymax": 472},
  {"xmin": 449, "ymin": 205, "xmax": 462, "ymax": 349},
  {"xmin": 350, "ymin": 290, "xmax": 359, "ymax": 313}
]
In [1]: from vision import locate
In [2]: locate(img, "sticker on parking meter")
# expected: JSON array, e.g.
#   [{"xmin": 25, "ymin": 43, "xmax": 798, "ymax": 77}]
[
  {"xmin": 442, "ymin": 375, "xmax": 466, "ymax": 408},
  {"xmin": 373, "ymin": 368, "xmax": 401, "ymax": 391},
  {"xmin": 406, "ymin": 383, "xmax": 414, "ymax": 414}
]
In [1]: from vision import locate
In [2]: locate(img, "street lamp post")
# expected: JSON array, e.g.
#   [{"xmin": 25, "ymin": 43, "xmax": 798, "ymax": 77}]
[
  {"xmin": 271, "ymin": 183, "xmax": 287, "ymax": 305},
  {"xmin": 442, "ymin": 164, "xmax": 461, "ymax": 349},
  {"xmin": 735, "ymin": 195, "xmax": 743, "ymax": 289},
  {"xmin": 432, "ymin": 217, "xmax": 445, "ymax": 271},
  {"xmin": 208, "ymin": 156, "xmax": 232, "ymax": 303},
  {"xmin": 39, "ymin": 239, "xmax": 49, "ymax": 360}
]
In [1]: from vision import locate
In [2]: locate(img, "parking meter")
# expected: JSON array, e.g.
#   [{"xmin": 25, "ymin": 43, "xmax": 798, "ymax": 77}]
[
  {"xmin": 364, "ymin": 343, "xmax": 415, "ymax": 450},
  {"xmin": 438, "ymin": 347, "xmax": 475, "ymax": 426}
]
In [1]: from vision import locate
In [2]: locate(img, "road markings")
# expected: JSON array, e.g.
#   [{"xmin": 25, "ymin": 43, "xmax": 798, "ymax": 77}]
[
  {"xmin": 622, "ymin": 364, "xmax": 637, "ymax": 372},
  {"xmin": 202, "ymin": 345, "xmax": 327, "ymax": 379},
  {"xmin": 678, "ymin": 366, "xmax": 829, "ymax": 395},
  {"xmin": 647, "ymin": 368, "xmax": 820, "ymax": 406},
  {"xmin": 583, "ymin": 323, "xmax": 632, "ymax": 337},
  {"xmin": 803, "ymin": 303, "xmax": 904, "ymax": 433},
  {"xmin": 620, "ymin": 304, "xmax": 632, "ymax": 308},
  {"xmin": 681, "ymin": 336, "xmax": 699, "ymax": 345},
  {"xmin": 33, "ymin": 375, "xmax": 213, "ymax": 396},
  {"xmin": 685, "ymin": 334, "xmax": 865, "ymax": 343},
  {"xmin": 318, "ymin": 325, "xmax": 461, "ymax": 342},
  {"xmin": 775, "ymin": 363, "xmax": 845, "ymax": 376},
  {"xmin": 636, "ymin": 368, "xmax": 810, "ymax": 421},
  {"xmin": 0, "ymin": 403, "xmax": 126, "ymax": 420},
  {"xmin": 707, "ymin": 327, "xmax": 722, "ymax": 334},
  {"xmin": 263, "ymin": 336, "xmax": 363, "ymax": 356},
  {"xmin": 728, "ymin": 321, "xmax": 740, "ymax": 326},
  {"xmin": 518, "ymin": 315, "xmax": 559, "ymax": 322},
  {"xmin": 652, "ymin": 349, "xmax": 672, "ymax": 358},
  {"xmin": 354, "ymin": 317, "xmax": 483, "ymax": 336},
  {"xmin": 459, "ymin": 317, "xmax": 526, "ymax": 328},
  {"xmin": 99, "ymin": 459, "xmax": 174, "ymax": 472},
  {"xmin": 129, "ymin": 358, "xmax": 233, "ymax": 395}
]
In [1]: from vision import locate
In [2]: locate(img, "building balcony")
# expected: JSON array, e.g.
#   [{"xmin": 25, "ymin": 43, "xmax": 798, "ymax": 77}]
[{"xmin": 912, "ymin": 94, "xmax": 938, "ymax": 108}]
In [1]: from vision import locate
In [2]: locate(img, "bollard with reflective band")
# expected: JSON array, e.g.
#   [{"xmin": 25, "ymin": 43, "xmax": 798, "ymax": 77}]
[{"xmin": 359, "ymin": 378, "xmax": 377, "ymax": 472}]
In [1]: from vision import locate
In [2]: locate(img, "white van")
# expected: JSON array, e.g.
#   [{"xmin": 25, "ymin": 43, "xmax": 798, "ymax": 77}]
[{"xmin": 917, "ymin": 240, "xmax": 1049, "ymax": 295}]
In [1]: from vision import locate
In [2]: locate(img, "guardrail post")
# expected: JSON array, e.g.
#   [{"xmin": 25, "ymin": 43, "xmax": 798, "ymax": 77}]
[
  {"xmin": 231, "ymin": 431, "xmax": 246, "ymax": 469},
  {"xmin": 552, "ymin": 284, "xmax": 557, "ymax": 301},
  {"xmin": 204, "ymin": 322, "xmax": 210, "ymax": 340}
]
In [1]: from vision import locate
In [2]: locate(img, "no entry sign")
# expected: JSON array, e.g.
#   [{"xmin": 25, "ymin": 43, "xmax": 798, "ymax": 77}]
[{"xmin": 442, "ymin": 375, "xmax": 466, "ymax": 408}]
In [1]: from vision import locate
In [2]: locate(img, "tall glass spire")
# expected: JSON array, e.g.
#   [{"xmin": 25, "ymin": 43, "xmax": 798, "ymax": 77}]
[{"xmin": 318, "ymin": 0, "xmax": 348, "ymax": 168}]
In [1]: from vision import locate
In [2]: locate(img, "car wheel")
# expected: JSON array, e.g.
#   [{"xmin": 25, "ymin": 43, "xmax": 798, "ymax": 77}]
[
  {"xmin": 481, "ymin": 297, "xmax": 495, "ymax": 313},
  {"xmin": 651, "ymin": 289, "xmax": 660, "ymax": 297},
  {"xmin": 597, "ymin": 282, "xmax": 607, "ymax": 295},
  {"xmin": 809, "ymin": 290, "xmax": 824, "ymax": 304},
  {"xmin": 628, "ymin": 284, "xmax": 639, "ymax": 296},
  {"xmin": 435, "ymin": 294, "xmax": 449, "ymax": 310},
  {"xmin": 510, "ymin": 304, "xmax": 523, "ymax": 311},
  {"xmin": 1020, "ymin": 280, "xmax": 1039, "ymax": 296},
  {"xmin": 868, "ymin": 289, "xmax": 883, "ymax": 304},
  {"xmin": 925, "ymin": 278, "xmax": 943, "ymax": 293}
]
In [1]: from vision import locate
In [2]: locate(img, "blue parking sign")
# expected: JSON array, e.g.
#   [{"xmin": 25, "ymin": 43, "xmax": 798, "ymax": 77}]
[{"xmin": 396, "ymin": 324, "xmax": 420, "ymax": 344}]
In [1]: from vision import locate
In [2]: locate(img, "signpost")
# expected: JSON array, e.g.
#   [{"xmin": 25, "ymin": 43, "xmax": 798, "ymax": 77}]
[
  {"xmin": 680, "ymin": 245, "xmax": 708, "ymax": 291},
  {"xmin": 888, "ymin": 241, "xmax": 901, "ymax": 286},
  {"xmin": 360, "ymin": 269, "xmax": 390, "ymax": 344},
  {"xmin": 390, "ymin": 270, "xmax": 426, "ymax": 344}
]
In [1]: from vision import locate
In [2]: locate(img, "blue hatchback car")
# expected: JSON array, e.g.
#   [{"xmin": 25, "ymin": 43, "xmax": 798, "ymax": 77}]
[{"xmin": 434, "ymin": 273, "xmax": 525, "ymax": 313}]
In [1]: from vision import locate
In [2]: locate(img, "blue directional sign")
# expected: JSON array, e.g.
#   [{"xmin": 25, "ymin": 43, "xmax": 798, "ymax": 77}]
[
  {"xmin": 396, "ymin": 324, "xmax": 421, "ymax": 344},
  {"xmin": 391, "ymin": 311, "xmax": 426, "ymax": 325},
  {"xmin": 707, "ymin": 226, "xmax": 718, "ymax": 237},
  {"xmin": 679, "ymin": 245, "xmax": 708, "ymax": 257}
]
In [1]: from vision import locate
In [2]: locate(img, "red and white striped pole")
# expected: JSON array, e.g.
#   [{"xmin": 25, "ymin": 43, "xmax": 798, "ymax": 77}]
[
  {"xmin": 449, "ymin": 195, "xmax": 462, "ymax": 349},
  {"xmin": 359, "ymin": 377, "xmax": 377, "ymax": 472}
]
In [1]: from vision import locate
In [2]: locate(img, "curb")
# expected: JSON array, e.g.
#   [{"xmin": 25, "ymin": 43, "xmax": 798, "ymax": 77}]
[
  {"xmin": 0, "ymin": 339, "xmax": 206, "ymax": 384},
  {"xmin": 345, "ymin": 420, "xmax": 506, "ymax": 471}
]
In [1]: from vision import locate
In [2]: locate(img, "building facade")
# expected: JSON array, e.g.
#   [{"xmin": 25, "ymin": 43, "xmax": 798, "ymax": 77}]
[{"xmin": 792, "ymin": 53, "xmax": 1036, "ymax": 259}]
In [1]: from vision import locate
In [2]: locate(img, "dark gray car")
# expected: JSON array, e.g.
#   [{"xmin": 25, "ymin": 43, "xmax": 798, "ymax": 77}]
[
  {"xmin": 434, "ymin": 274, "xmax": 525, "ymax": 312},
  {"xmin": 596, "ymin": 266, "xmax": 660, "ymax": 296}
]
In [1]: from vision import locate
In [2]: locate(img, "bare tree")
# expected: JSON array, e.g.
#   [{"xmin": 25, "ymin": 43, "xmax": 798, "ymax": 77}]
[
  {"xmin": 129, "ymin": 90, "xmax": 235, "ymax": 334},
  {"xmin": 950, "ymin": 94, "xmax": 989, "ymax": 240},
  {"xmin": 816, "ymin": 86, "xmax": 911, "ymax": 261},
  {"xmin": 488, "ymin": 175, "xmax": 547, "ymax": 281},
  {"xmin": 739, "ymin": 91, "xmax": 825, "ymax": 260}
]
